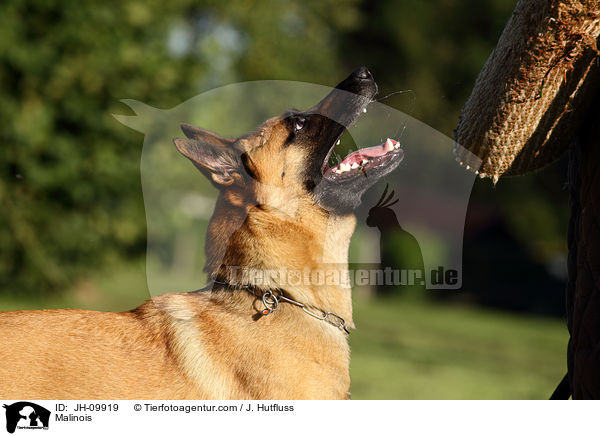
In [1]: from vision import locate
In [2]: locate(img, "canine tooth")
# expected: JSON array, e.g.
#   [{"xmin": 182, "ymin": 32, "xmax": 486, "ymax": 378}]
[
  {"xmin": 351, "ymin": 162, "xmax": 359, "ymax": 169},
  {"xmin": 340, "ymin": 163, "xmax": 351, "ymax": 172},
  {"xmin": 385, "ymin": 139, "xmax": 394, "ymax": 152},
  {"xmin": 336, "ymin": 139, "xmax": 340, "ymax": 145},
  {"xmin": 394, "ymin": 143, "xmax": 400, "ymax": 149},
  {"xmin": 362, "ymin": 108, "xmax": 367, "ymax": 113},
  {"xmin": 361, "ymin": 159, "xmax": 368, "ymax": 164}
]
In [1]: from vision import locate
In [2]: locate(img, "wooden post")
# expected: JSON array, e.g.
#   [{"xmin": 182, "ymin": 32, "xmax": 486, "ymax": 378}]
[{"xmin": 567, "ymin": 91, "xmax": 600, "ymax": 398}]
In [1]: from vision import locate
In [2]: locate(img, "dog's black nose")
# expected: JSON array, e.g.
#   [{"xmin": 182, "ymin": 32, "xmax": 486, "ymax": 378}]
[{"xmin": 352, "ymin": 66, "xmax": 374, "ymax": 81}]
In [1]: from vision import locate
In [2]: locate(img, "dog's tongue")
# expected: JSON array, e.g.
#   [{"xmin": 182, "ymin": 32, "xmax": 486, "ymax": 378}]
[{"xmin": 341, "ymin": 138, "xmax": 399, "ymax": 166}]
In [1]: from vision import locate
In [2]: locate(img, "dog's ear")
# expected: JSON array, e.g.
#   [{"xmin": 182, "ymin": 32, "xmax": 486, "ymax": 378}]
[{"xmin": 174, "ymin": 124, "xmax": 241, "ymax": 186}]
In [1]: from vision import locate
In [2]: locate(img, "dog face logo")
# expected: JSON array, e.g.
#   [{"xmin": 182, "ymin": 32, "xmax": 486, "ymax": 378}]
[{"xmin": 3, "ymin": 402, "xmax": 50, "ymax": 434}]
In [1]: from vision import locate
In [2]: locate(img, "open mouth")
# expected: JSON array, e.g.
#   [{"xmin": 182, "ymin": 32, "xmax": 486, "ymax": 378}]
[
  {"xmin": 309, "ymin": 67, "xmax": 403, "ymax": 184},
  {"xmin": 322, "ymin": 137, "xmax": 404, "ymax": 181}
]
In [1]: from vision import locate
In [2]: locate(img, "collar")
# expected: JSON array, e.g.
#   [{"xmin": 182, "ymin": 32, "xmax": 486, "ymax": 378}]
[{"xmin": 208, "ymin": 278, "xmax": 350, "ymax": 335}]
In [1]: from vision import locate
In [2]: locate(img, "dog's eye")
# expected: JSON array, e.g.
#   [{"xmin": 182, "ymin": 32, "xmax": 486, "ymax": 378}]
[{"xmin": 294, "ymin": 118, "xmax": 306, "ymax": 132}]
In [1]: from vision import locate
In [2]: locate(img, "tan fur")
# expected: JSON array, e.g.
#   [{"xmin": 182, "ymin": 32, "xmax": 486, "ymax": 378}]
[{"xmin": 0, "ymin": 113, "xmax": 355, "ymax": 400}]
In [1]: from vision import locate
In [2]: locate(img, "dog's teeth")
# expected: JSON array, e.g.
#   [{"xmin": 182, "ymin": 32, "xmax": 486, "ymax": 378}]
[
  {"xmin": 385, "ymin": 139, "xmax": 394, "ymax": 152},
  {"xmin": 340, "ymin": 163, "xmax": 351, "ymax": 172},
  {"xmin": 336, "ymin": 139, "xmax": 340, "ymax": 146},
  {"xmin": 394, "ymin": 143, "xmax": 401, "ymax": 149},
  {"xmin": 362, "ymin": 159, "xmax": 368, "ymax": 164},
  {"xmin": 362, "ymin": 108, "xmax": 367, "ymax": 113},
  {"xmin": 351, "ymin": 162, "xmax": 359, "ymax": 169}
]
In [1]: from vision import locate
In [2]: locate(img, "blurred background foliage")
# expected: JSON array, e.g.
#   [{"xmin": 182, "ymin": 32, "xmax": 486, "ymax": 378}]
[{"xmin": 0, "ymin": 0, "xmax": 570, "ymax": 398}]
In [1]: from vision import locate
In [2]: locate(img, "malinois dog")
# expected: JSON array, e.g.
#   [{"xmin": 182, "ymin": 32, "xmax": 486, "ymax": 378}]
[{"xmin": 0, "ymin": 67, "xmax": 403, "ymax": 399}]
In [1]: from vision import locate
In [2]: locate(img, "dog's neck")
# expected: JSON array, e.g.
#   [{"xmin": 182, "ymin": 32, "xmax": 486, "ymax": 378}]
[{"xmin": 204, "ymin": 195, "xmax": 355, "ymax": 324}]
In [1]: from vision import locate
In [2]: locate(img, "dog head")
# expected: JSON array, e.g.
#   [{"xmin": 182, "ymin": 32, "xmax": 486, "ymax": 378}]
[{"xmin": 174, "ymin": 67, "xmax": 403, "ymax": 216}]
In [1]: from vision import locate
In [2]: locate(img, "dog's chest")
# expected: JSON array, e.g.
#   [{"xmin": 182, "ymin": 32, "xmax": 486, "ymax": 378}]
[{"xmin": 166, "ymin": 305, "xmax": 350, "ymax": 400}]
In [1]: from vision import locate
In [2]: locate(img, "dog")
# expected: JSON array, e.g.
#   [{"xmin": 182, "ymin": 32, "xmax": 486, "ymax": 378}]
[{"xmin": 0, "ymin": 67, "xmax": 403, "ymax": 399}]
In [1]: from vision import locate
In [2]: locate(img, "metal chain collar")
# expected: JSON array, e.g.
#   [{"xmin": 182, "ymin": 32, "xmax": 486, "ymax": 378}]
[{"xmin": 211, "ymin": 279, "xmax": 350, "ymax": 335}]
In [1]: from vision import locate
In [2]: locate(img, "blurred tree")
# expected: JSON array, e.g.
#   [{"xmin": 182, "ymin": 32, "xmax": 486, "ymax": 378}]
[
  {"xmin": 340, "ymin": 0, "xmax": 517, "ymax": 135},
  {"xmin": 0, "ymin": 0, "xmax": 360, "ymax": 295}
]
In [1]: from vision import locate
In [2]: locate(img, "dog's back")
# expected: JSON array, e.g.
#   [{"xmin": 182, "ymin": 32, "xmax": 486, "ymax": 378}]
[
  {"xmin": 0, "ymin": 292, "xmax": 351, "ymax": 399},
  {"xmin": 0, "ymin": 302, "xmax": 194, "ymax": 399}
]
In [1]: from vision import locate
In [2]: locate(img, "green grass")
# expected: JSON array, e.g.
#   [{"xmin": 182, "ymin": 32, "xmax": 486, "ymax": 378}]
[
  {"xmin": 0, "ymin": 260, "xmax": 568, "ymax": 400},
  {"xmin": 349, "ymin": 293, "xmax": 568, "ymax": 399},
  {"xmin": 0, "ymin": 258, "xmax": 150, "ymax": 312}
]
